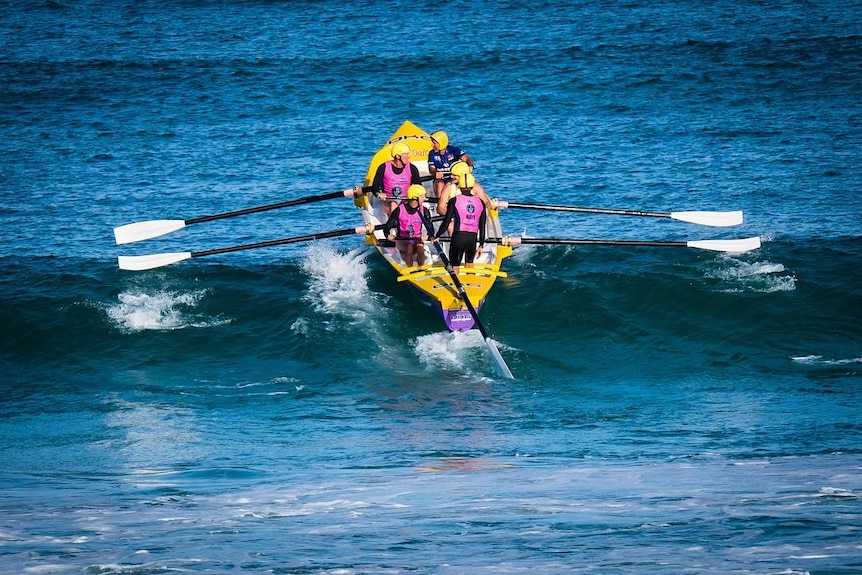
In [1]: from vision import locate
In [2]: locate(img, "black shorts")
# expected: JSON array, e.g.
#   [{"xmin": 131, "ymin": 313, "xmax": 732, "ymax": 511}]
[{"xmin": 449, "ymin": 232, "xmax": 478, "ymax": 265}]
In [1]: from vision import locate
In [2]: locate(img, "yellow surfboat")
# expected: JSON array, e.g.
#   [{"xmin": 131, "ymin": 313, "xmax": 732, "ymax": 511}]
[{"xmin": 353, "ymin": 121, "xmax": 512, "ymax": 331}]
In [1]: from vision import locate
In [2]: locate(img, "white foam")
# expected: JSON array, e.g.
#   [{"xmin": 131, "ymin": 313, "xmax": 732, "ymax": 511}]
[
  {"xmin": 705, "ymin": 257, "xmax": 797, "ymax": 293},
  {"xmin": 791, "ymin": 355, "xmax": 862, "ymax": 366},
  {"xmin": 105, "ymin": 289, "xmax": 230, "ymax": 332},
  {"xmin": 413, "ymin": 330, "xmax": 496, "ymax": 376},
  {"xmin": 290, "ymin": 315, "xmax": 311, "ymax": 335},
  {"xmin": 24, "ymin": 565, "xmax": 72, "ymax": 574},
  {"xmin": 300, "ymin": 244, "xmax": 382, "ymax": 326},
  {"xmin": 819, "ymin": 487, "xmax": 858, "ymax": 498}
]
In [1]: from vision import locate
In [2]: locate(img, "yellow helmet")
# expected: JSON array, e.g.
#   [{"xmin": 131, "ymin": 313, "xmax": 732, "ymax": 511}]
[
  {"xmin": 430, "ymin": 130, "xmax": 449, "ymax": 150},
  {"xmin": 390, "ymin": 142, "xmax": 410, "ymax": 158},
  {"xmin": 449, "ymin": 160, "xmax": 470, "ymax": 176},
  {"xmin": 407, "ymin": 184, "xmax": 425, "ymax": 199},
  {"xmin": 459, "ymin": 173, "xmax": 476, "ymax": 189}
]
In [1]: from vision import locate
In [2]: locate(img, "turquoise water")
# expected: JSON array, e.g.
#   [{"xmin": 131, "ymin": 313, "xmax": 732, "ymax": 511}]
[{"xmin": 1, "ymin": 1, "xmax": 861, "ymax": 573}]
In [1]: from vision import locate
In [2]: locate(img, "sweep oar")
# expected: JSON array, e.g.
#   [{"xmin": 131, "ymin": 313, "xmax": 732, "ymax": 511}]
[
  {"xmin": 495, "ymin": 200, "xmax": 743, "ymax": 227},
  {"xmin": 118, "ymin": 226, "xmax": 370, "ymax": 271},
  {"xmin": 416, "ymin": 212, "xmax": 514, "ymax": 379},
  {"xmin": 114, "ymin": 187, "xmax": 366, "ymax": 245},
  {"xmin": 468, "ymin": 235, "xmax": 762, "ymax": 253}
]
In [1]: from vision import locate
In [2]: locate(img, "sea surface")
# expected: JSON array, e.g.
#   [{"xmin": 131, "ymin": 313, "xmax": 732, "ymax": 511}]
[{"xmin": 1, "ymin": 1, "xmax": 861, "ymax": 573}]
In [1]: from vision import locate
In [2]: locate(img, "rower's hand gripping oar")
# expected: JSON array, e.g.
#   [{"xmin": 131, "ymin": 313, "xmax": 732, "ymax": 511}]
[
  {"xmin": 495, "ymin": 200, "xmax": 743, "ymax": 227},
  {"xmin": 416, "ymin": 210, "xmax": 515, "ymax": 379},
  {"xmin": 117, "ymin": 226, "xmax": 371, "ymax": 271},
  {"xmin": 114, "ymin": 187, "xmax": 369, "ymax": 245},
  {"xmin": 472, "ymin": 235, "xmax": 762, "ymax": 253}
]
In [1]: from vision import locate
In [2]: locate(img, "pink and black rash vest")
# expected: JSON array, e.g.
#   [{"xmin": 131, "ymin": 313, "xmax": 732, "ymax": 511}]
[
  {"xmin": 398, "ymin": 206, "xmax": 423, "ymax": 238},
  {"xmin": 453, "ymin": 195, "xmax": 482, "ymax": 233},
  {"xmin": 383, "ymin": 161, "xmax": 412, "ymax": 199}
]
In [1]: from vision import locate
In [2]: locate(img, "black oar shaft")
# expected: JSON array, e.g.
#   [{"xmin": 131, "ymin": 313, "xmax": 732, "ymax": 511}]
[
  {"xmin": 184, "ymin": 173, "xmax": 436, "ymax": 225},
  {"xmin": 466, "ymin": 237, "xmax": 687, "ymax": 248},
  {"xmin": 191, "ymin": 227, "xmax": 363, "ymax": 258},
  {"xmin": 442, "ymin": 235, "xmax": 757, "ymax": 253},
  {"xmin": 185, "ymin": 189, "xmax": 366, "ymax": 225},
  {"xmin": 511, "ymin": 237, "xmax": 685, "ymax": 247},
  {"xmin": 523, "ymin": 239, "xmax": 685, "ymax": 247},
  {"xmin": 183, "ymin": 172, "xmax": 446, "ymax": 226},
  {"xmin": 502, "ymin": 201, "xmax": 670, "ymax": 219}
]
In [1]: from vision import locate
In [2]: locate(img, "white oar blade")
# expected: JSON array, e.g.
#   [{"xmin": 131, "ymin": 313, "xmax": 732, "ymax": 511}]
[
  {"xmin": 485, "ymin": 337, "xmax": 515, "ymax": 379},
  {"xmin": 114, "ymin": 219, "xmax": 186, "ymax": 244},
  {"xmin": 670, "ymin": 210, "xmax": 743, "ymax": 227},
  {"xmin": 687, "ymin": 236, "xmax": 761, "ymax": 253},
  {"xmin": 118, "ymin": 252, "xmax": 193, "ymax": 271}
]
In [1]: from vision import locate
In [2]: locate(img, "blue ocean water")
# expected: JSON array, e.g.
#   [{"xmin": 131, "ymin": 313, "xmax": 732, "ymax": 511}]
[{"xmin": 1, "ymin": 1, "xmax": 861, "ymax": 573}]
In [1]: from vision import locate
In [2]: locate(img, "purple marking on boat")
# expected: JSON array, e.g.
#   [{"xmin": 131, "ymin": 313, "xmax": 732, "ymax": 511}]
[{"xmin": 443, "ymin": 308, "xmax": 477, "ymax": 331}]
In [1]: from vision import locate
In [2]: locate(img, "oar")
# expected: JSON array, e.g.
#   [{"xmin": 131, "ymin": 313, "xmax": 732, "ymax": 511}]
[
  {"xmin": 114, "ymin": 187, "xmax": 366, "ymax": 244},
  {"xmin": 465, "ymin": 235, "xmax": 761, "ymax": 253},
  {"xmin": 494, "ymin": 200, "xmax": 743, "ymax": 227},
  {"xmin": 117, "ymin": 226, "xmax": 370, "ymax": 271},
  {"xmin": 416, "ymin": 211, "xmax": 514, "ymax": 379}
]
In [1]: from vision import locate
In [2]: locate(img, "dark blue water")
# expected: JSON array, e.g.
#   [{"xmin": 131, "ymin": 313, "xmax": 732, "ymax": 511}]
[{"xmin": 1, "ymin": 1, "xmax": 861, "ymax": 573}]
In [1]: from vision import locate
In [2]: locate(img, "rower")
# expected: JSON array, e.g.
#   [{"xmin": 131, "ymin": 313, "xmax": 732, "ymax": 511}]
[
  {"xmin": 382, "ymin": 184, "xmax": 432, "ymax": 267},
  {"xmin": 436, "ymin": 160, "xmax": 491, "ymax": 218},
  {"xmin": 433, "ymin": 173, "xmax": 487, "ymax": 275},
  {"xmin": 369, "ymin": 141, "xmax": 422, "ymax": 216},
  {"xmin": 428, "ymin": 130, "xmax": 474, "ymax": 201}
]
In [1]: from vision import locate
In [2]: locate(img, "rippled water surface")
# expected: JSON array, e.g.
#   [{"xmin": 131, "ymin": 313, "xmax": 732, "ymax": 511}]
[{"xmin": 1, "ymin": 1, "xmax": 861, "ymax": 573}]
